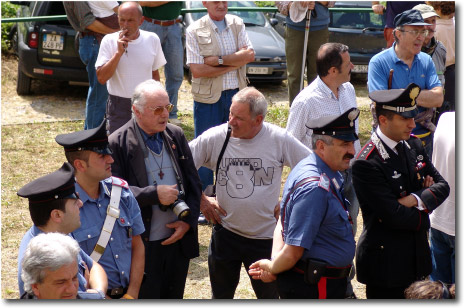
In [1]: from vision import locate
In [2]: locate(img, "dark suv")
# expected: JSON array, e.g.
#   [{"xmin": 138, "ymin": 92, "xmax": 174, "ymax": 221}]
[{"xmin": 11, "ymin": 1, "xmax": 88, "ymax": 95}]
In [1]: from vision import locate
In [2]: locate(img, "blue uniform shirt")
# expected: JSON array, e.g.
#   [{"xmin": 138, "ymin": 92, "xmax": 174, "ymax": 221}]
[
  {"xmin": 281, "ymin": 153, "xmax": 355, "ymax": 267},
  {"xmin": 18, "ymin": 225, "xmax": 92, "ymax": 295},
  {"xmin": 368, "ymin": 44, "xmax": 442, "ymax": 135},
  {"xmin": 72, "ymin": 177, "xmax": 145, "ymax": 289}
]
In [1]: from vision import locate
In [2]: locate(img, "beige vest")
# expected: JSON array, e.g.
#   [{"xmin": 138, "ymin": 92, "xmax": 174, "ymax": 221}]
[{"xmin": 190, "ymin": 14, "xmax": 248, "ymax": 104}]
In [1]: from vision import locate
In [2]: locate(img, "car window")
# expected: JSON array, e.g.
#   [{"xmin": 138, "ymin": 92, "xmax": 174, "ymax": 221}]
[
  {"xmin": 189, "ymin": 1, "xmax": 265, "ymax": 26},
  {"xmin": 331, "ymin": 11, "xmax": 384, "ymax": 30}
]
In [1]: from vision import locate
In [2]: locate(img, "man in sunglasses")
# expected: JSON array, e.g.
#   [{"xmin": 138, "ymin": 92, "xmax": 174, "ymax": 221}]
[
  {"xmin": 367, "ymin": 9, "xmax": 443, "ymax": 159},
  {"xmin": 108, "ymin": 79, "xmax": 202, "ymax": 299},
  {"xmin": 17, "ymin": 162, "xmax": 107, "ymax": 299},
  {"xmin": 55, "ymin": 120, "xmax": 145, "ymax": 299}
]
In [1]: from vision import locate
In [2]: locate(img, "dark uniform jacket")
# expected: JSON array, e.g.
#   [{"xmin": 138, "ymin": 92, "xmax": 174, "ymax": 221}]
[
  {"xmin": 352, "ymin": 133, "xmax": 449, "ymax": 288},
  {"xmin": 109, "ymin": 119, "xmax": 201, "ymax": 259}
]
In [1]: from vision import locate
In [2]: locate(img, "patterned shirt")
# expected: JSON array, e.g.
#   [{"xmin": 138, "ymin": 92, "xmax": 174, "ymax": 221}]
[
  {"xmin": 186, "ymin": 14, "xmax": 253, "ymax": 90},
  {"xmin": 286, "ymin": 76, "xmax": 361, "ymax": 154}
]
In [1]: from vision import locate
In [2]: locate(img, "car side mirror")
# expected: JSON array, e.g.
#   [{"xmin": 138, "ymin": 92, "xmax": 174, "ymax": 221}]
[{"xmin": 269, "ymin": 18, "xmax": 278, "ymax": 27}]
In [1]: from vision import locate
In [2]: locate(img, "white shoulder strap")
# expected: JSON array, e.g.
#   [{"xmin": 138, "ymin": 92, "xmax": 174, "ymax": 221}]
[{"xmin": 90, "ymin": 179, "xmax": 124, "ymax": 262}]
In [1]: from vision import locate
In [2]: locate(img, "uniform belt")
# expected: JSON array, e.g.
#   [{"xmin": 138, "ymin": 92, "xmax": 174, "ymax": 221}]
[
  {"xmin": 107, "ymin": 287, "xmax": 128, "ymax": 299},
  {"xmin": 293, "ymin": 260, "xmax": 352, "ymax": 279},
  {"xmin": 143, "ymin": 16, "xmax": 182, "ymax": 26}
]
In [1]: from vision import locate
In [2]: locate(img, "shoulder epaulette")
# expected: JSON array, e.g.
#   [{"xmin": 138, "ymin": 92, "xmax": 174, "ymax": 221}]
[
  {"xmin": 111, "ymin": 176, "xmax": 129, "ymax": 189},
  {"xmin": 356, "ymin": 141, "xmax": 376, "ymax": 160},
  {"xmin": 318, "ymin": 173, "xmax": 330, "ymax": 192}
]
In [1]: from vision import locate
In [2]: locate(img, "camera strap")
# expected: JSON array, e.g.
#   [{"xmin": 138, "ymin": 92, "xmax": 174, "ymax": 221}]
[
  {"xmin": 213, "ymin": 125, "xmax": 232, "ymax": 196},
  {"xmin": 90, "ymin": 177, "xmax": 128, "ymax": 262}
]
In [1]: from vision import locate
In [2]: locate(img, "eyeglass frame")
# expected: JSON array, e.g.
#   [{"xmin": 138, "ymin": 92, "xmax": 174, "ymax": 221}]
[
  {"xmin": 399, "ymin": 29, "xmax": 430, "ymax": 37},
  {"xmin": 147, "ymin": 104, "xmax": 174, "ymax": 115}
]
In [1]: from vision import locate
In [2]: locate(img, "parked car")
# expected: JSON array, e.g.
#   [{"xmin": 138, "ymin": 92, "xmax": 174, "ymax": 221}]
[
  {"xmin": 270, "ymin": 1, "xmax": 385, "ymax": 75},
  {"xmin": 182, "ymin": 1, "xmax": 287, "ymax": 83},
  {"xmin": 10, "ymin": 1, "xmax": 88, "ymax": 95}
]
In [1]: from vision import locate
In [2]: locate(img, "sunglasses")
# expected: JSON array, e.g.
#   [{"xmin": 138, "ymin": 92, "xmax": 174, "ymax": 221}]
[{"xmin": 147, "ymin": 104, "xmax": 174, "ymax": 115}]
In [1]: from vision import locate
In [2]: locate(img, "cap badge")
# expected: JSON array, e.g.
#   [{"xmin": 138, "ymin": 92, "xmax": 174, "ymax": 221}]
[{"xmin": 409, "ymin": 86, "xmax": 420, "ymax": 106}]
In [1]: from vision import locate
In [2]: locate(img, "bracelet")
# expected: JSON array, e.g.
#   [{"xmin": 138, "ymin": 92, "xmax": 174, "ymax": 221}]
[{"xmin": 122, "ymin": 293, "xmax": 135, "ymax": 299}]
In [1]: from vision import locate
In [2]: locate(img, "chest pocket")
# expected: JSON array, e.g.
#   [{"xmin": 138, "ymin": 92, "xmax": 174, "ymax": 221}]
[
  {"xmin": 196, "ymin": 30, "xmax": 213, "ymax": 57},
  {"xmin": 73, "ymin": 225, "xmax": 101, "ymax": 253},
  {"xmin": 117, "ymin": 214, "xmax": 133, "ymax": 239}
]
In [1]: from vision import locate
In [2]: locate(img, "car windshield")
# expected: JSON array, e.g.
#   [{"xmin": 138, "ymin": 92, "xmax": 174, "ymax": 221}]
[
  {"xmin": 330, "ymin": 11, "xmax": 384, "ymax": 30},
  {"xmin": 189, "ymin": 1, "xmax": 266, "ymax": 26}
]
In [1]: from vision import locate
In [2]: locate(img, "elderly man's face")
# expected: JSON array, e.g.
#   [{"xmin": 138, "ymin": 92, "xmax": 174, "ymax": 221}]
[
  {"xmin": 319, "ymin": 138, "xmax": 355, "ymax": 172},
  {"xmin": 228, "ymin": 101, "xmax": 262, "ymax": 139},
  {"xmin": 423, "ymin": 16, "xmax": 437, "ymax": 45},
  {"xmin": 31, "ymin": 260, "xmax": 79, "ymax": 299},
  {"xmin": 118, "ymin": 3, "xmax": 143, "ymax": 39},
  {"xmin": 134, "ymin": 90, "xmax": 171, "ymax": 135},
  {"xmin": 203, "ymin": 1, "xmax": 228, "ymax": 21},
  {"xmin": 397, "ymin": 25, "xmax": 427, "ymax": 55}
]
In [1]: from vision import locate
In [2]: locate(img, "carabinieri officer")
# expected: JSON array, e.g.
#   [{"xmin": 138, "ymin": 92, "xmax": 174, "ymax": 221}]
[
  {"xmin": 55, "ymin": 119, "xmax": 145, "ymax": 299},
  {"xmin": 249, "ymin": 108, "xmax": 359, "ymax": 298}
]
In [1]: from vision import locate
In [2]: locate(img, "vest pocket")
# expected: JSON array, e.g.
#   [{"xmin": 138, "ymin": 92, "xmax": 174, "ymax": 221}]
[
  {"xmin": 192, "ymin": 77, "xmax": 213, "ymax": 95},
  {"xmin": 196, "ymin": 31, "xmax": 213, "ymax": 56}
]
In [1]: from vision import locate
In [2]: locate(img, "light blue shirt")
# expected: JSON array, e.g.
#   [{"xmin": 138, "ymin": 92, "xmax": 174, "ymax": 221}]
[
  {"xmin": 281, "ymin": 152, "xmax": 355, "ymax": 267},
  {"xmin": 72, "ymin": 178, "xmax": 144, "ymax": 289}
]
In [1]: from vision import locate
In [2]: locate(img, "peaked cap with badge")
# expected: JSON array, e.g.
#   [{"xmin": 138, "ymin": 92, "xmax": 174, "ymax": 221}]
[
  {"xmin": 17, "ymin": 162, "xmax": 78, "ymax": 204},
  {"xmin": 306, "ymin": 107, "xmax": 360, "ymax": 141},
  {"xmin": 55, "ymin": 119, "xmax": 112, "ymax": 155},
  {"xmin": 369, "ymin": 83, "xmax": 421, "ymax": 118}
]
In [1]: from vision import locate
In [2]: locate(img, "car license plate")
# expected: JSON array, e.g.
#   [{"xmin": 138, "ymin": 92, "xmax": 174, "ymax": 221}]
[
  {"xmin": 352, "ymin": 65, "xmax": 368, "ymax": 73},
  {"xmin": 247, "ymin": 67, "xmax": 270, "ymax": 74},
  {"xmin": 42, "ymin": 34, "xmax": 64, "ymax": 51}
]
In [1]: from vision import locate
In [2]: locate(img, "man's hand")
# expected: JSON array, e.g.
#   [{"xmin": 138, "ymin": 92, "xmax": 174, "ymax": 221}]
[
  {"xmin": 117, "ymin": 29, "xmax": 130, "ymax": 55},
  {"xmin": 204, "ymin": 55, "xmax": 220, "ymax": 67},
  {"xmin": 200, "ymin": 194, "xmax": 227, "ymax": 224},
  {"xmin": 161, "ymin": 221, "xmax": 190, "ymax": 245},
  {"xmin": 397, "ymin": 195, "xmax": 418, "ymax": 208},
  {"xmin": 423, "ymin": 175, "xmax": 434, "ymax": 188},
  {"xmin": 372, "ymin": 3, "xmax": 385, "ymax": 15},
  {"xmin": 248, "ymin": 262, "xmax": 277, "ymax": 283},
  {"xmin": 157, "ymin": 184, "xmax": 179, "ymax": 205},
  {"xmin": 300, "ymin": 1, "xmax": 315, "ymax": 10}
]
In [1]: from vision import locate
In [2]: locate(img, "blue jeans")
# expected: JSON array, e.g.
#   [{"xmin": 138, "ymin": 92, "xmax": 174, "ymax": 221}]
[
  {"xmin": 430, "ymin": 228, "xmax": 455, "ymax": 284},
  {"xmin": 78, "ymin": 35, "xmax": 108, "ymax": 129},
  {"xmin": 141, "ymin": 21, "xmax": 183, "ymax": 119},
  {"xmin": 194, "ymin": 88, "xmax": 238, "ymax": 190}
]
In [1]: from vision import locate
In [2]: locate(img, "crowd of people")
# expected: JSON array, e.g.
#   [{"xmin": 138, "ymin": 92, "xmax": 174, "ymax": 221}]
[{"xmin": 15, "ymin": 1, "xmax": 455, "ymax": 300}]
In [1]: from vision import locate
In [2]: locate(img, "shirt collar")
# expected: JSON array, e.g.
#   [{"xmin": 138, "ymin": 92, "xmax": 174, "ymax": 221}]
[
  {"xmin": 376, "ymin": 126, "xmax": 400, "ymax": 151},
  {"xmin": 313, "ymin": 152, "xmax": 343, "ymax": 185},
  {"xmin": 390, "ymin": 42, "xmax": 419, "ymax": 65},
  {"xmin": 75, "ymin": 181, "xmax": 109, "ymax": 204},
  {"xmin": 137, "ymin": 123, "xmax": 162, "ymax": 143},
  {"xmin": 208, "ymin": 14, "xmax": 230, "ymax": 32},
  {"xmin": 316, "ymin": 76, "xmax": 346, "ymax": 99}
]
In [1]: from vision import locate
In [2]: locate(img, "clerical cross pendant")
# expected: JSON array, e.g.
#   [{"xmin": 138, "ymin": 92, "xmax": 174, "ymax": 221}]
[{"xmin": 158, "ymin": 170, "xmax": 165, "ymax": 180}]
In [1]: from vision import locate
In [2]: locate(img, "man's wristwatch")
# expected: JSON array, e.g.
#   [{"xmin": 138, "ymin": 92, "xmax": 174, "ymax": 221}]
[{"xmin": 218, "ymin": 56, "xmax": 223, "ymax": 65}]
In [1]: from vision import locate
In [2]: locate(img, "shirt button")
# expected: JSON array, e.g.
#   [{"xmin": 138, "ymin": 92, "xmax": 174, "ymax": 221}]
[
  {"xmin": 111, "ymin": 237, "xmax": 114, "ymax": 241},
  {"xmin": 115, "ymin": 255, "xmax": 119, "ymax": 259},
  {"xmin": 121, "ymin": 271, "xmax": 125, "ymax": 275},
  {"xmin": 88, "ymin": 234, "xmax": 91, "ymax": 238},
  {"xmin": 127, "ymin": 222, "xmax": 131, "ymax": 225},
  {"xmin": 98, "ymin": 204, "xmax": 101, "ymax": 208},
  {"xmin": 380, "ymin": 246, "xmax": 384, "ymax": 249}
]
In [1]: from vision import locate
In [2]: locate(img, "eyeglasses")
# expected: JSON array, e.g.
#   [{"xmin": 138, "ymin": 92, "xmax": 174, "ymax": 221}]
[
  {"xmin": 400, "ymin": 29, "xmax": 429, "ymax": 37},
  {"xmin": 147, "ymin": 104, "xmax": 174, "ymax": 115}
]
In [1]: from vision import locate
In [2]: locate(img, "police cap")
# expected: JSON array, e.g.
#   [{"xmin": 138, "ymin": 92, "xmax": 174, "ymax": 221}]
[
  {"xmin": 55, "ymin": 119, "xmax": 112, "ymax": 155},
  {"xmin": 369, "ymin": 83, "xmax": 421, "ymax": 118},
  {"xmin": 306, "ymin": 108, "xmax": 360, "ymax": 141},
  {"xmin": 17, "ymin": 162, "xmax": 78, "ymax": 203}
]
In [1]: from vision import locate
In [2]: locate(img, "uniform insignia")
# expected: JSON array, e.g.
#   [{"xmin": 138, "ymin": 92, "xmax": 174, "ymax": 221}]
[
  {"xmin": 372, "ymin": 132, "xmax": 390, "ymax": 160},
  {"xmin": 111, "ymin": 176, "xmax": 129, "ymax": 189},
  {"xmin": 409, "ymin": 86, "xmax": 420, "ymax": 106},
  {"xmin": 120, "ymin": 217, "xmax": 125, "ymax": 224},
  {"xmin": 417, "ymin": 155, "xmax": 423, "ymax": 161},
  {"xmin": 318, "ymin": 173, "xmax": 330, "ymax": 192},
  {"xmin": 332, "ymin": 178, "xmax": 340, "ymax": 190},
  {"xmin": 392, "ymin": 171, "xmax": 401, "ymax": 179},
  {"xmin": 415, "ymin": 162, "xmax": 426, "ymax": 171},
  {"xmin": 356, "ymin": 141, "xmax": 375, "ymax": 160}
]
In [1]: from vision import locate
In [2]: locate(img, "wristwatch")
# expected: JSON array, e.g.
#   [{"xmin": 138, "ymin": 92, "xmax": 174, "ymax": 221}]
[{"xmin": 218, "ymin": 56, "xmax": 223, "ymax": 65}]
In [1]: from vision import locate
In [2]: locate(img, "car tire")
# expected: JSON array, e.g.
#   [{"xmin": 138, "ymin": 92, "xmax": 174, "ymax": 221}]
[{"xmin": 17, "ymin": 62, "xmax": 31, "ymax": 95}]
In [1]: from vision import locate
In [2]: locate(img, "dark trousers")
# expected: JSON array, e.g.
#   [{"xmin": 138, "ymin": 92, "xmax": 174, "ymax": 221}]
[
  {"xmin": 365, "ymin": 284, "xmax": 408, "ymax": 299},
  {"xmin": 276, "ymin": 269, "xmax": 347, "ymax": 299},
  {"xmin": 138, "ymin": 239, "xmax": 190, "ymax": 299},
  {"xmin": 208, "ymin": 224, "xmax": 279, "ymax": 299}
]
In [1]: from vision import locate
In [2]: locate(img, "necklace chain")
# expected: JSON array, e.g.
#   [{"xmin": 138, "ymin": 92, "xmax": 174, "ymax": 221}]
[{"xmin": 147, "ymin": 145, "xmax": 165, "ymax": 179}]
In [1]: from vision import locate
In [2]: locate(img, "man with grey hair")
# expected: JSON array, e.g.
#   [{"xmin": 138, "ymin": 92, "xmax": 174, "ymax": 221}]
[
  {"xmin": 21, "ymin": 232, "xmax": 104, "ymax": 299},
  {"xmin": 96, "ymin": 1, "xmax": 166, "ymax": 134},
  {"xmin": 189, "ymin": 86, "xmax": 311, "ymax": 298},
  {"xmin": 108, "ymin": 79, "xmax": 202, "ymax": 299}
]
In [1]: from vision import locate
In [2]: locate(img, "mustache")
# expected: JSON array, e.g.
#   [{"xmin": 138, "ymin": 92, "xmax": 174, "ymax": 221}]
[{"xmin": 343, "ymin": 153, "xmax": 354, "ymax": 160}]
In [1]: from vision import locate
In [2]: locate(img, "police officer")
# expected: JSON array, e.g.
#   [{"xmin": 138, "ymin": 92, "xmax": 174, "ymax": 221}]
[
  {"xmin": 352, "ymin": 83, "xmax": 450, "ymax": 299},
  {"xmin": 17, "ymin": 162, "xmax": 107, "ymax": 299},
  {"xmin": 55, "ymin": 120, "xmax": 145, "ymax": 299},
  {"xmin": 249, "ymin": 108, "xmax": 359, "ymax": 299}
]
